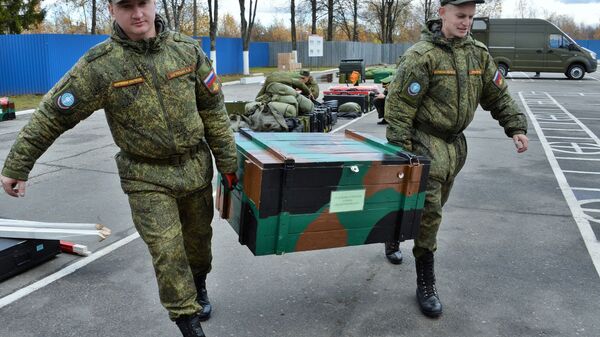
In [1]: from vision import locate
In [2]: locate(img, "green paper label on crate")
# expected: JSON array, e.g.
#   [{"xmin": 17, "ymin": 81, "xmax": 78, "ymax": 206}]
[{"xmin": 329, "ymin": 189, "xmax": 366, "ymax": 213}]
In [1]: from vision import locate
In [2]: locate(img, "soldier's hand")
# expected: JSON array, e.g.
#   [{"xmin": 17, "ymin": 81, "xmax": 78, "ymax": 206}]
[
  {"xmin": 513, "ymin": 134, "xmax": 529, "ymax": 153},
  {"xmin": 221, "ymin": 172, "xmax": 238, "ymax": 191},
  {"xmin": 0, "ymin": 174, "xmax": 26, "ymax": 198}
]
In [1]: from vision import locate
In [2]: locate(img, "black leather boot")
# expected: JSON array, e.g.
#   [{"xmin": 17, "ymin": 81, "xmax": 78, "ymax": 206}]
[
  {"xmin": 415, "ymin": 251, "xmax": 442, "ymax": 318},
  {"xmin": 193, "ymin": 274, "xmax": 212, "ymax": 321},
  {"xmin": 175, "ymin": 313, "xmax": 206, "ymax": 337},
  {"xmin": 384, "ymin": 241, "xmax": 403, "ymax": 264}
]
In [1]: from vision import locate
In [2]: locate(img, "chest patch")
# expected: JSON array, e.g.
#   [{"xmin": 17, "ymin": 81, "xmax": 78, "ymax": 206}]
[
  {"xmin": 433, "ymin": 69, "xmax": 456, "ymax": 75},
  {"xmin": 167, "ymin": 65, "xmax": 195, "ymax": 80},
  {"xmin": 469, "ymin": 69, "xmax": 482, "ymax": 75},
  {"xmin": 57, "ymin": 92, "xmax": 76, "ymax": 110},
  {"xmin": 408, "ymin": 82, "xmax": 422, "ymax": 96},
  {"xmin": 113, "ymin": 77, "xmax": 144, "ymax": 88}
]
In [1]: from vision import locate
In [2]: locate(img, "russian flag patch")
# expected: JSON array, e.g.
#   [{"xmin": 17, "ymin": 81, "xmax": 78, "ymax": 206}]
[
  {"xmin": 493, "ymin": 70, "xmax": 504, "ymax": 88},
  {"xmin": 203, "ymin": 69, "xmax": 220, "ymax": 95}
]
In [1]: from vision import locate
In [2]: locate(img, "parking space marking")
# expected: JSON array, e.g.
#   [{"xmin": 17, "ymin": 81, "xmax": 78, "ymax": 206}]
[
  {"xmin": 520, "ymin": 91, "xmax": 600, "ymax": 278},
  {"xmin": 0, "ymin": 232, "xmax": 141, "ymax": 309},
  {"xmin": 564, "ymin": 170, "xmax": 600, "ymax": 175}
]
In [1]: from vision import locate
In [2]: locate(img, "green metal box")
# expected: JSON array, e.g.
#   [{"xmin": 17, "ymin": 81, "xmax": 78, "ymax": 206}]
[{"xmin": 216, "ymin": 129, "xmax": 430, "ymax": 256}]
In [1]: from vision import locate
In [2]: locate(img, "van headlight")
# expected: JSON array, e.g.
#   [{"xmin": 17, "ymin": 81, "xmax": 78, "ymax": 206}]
[
  {"xmin": 592, "ymin": 51, "xmax": 597, "ymax": 60},
  {"xmin": 583, "ymin": 47, "xmax": 597, "ymax": 60}
]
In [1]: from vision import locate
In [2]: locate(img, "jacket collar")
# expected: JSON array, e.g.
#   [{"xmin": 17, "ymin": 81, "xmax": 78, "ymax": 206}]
[{"xmin": 111, "ymin": 14, "xmax": 168, "ymax": 54}]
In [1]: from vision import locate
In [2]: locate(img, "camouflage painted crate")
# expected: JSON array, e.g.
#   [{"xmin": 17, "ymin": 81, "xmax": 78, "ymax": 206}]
[{"xmin": 216, "ymin": 129, "xmax": 430, "ymax": 256}]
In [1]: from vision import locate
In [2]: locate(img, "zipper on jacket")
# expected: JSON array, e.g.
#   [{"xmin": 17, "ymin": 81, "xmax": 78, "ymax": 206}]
[
  {"xmin": 146, "ymin": 54, "xmax": 177, "ymax": 153},
  {"xmin": 450, "ymin": 47, "xmax": 461, "ymax": 130}
]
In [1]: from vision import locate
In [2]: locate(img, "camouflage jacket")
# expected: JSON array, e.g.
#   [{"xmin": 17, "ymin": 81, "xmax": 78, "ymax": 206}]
[
  {"xmin": 256, "ymin": 72, "xmax": 311, "ymax": 98},
  {"xmin": 2, "ymin": 17, "xmax": 237, "ymax": 183},
  {"xmin": 385, "ymin": 21, "xmax": 527, "ymax": 152},
  {"xmin": 305, "ymin": 78, "xmax": 320, "ymax": 99}
]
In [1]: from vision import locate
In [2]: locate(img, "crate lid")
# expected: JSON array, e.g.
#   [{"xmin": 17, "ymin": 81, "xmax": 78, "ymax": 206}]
[{"xmin": 235, "ymin": 129, "xmax": 428, "ymax": 169}]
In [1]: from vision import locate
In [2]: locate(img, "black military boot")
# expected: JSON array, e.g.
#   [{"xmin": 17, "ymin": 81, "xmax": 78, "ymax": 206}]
[
  {"xmin": 415, "ymin": 251, "xmax": 442, "ymax": 318},
  {"xmin": 193, "ymin": 274, "xmax": 212, "ymax": 321},
  {"xmin": 384, "ymin": 241, "xmax": 403, "ymax": 264},
  {"xmin": 175, "ymin": 313, "xmax": 206, "ymax": 337}
]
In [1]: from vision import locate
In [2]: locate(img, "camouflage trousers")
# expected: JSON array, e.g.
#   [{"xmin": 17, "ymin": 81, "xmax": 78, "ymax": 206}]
[
  {"xmin": 128, "ymin": 185, "xmax": 214, "ymax": 320},
  {"xmin": 411, "ymin": 131, "xmax": 467, "ymax": 258}
]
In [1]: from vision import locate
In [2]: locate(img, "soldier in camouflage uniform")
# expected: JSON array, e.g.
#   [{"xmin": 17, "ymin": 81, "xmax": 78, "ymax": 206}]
[
  {"xmin": 300, "ymin": 69, "xmax": 320, "ymax": 100},
  {"xmin": 256, "ymin": 70, "xmax": 313, "ymax": 99},
  {"xmin": 0, "ymin": 1, "xmax": 237, "ymax": 336},
  {"xmin": 384, "ymin": 0, "xmax": 529, "ymax": 318}
]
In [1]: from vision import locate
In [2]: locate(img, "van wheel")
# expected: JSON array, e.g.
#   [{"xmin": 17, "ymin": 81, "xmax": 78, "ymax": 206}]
[
  {"xmin": 497, "ymin": 63, "xmax": 509, "ymax": 77},
  {"xmin": 566, "ymin": 64, "xmax": 585, "ymax": 80}
]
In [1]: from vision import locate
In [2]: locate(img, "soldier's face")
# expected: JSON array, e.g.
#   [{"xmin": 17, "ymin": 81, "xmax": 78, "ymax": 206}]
[
  {"xmin": 439, "ymin": 3, "xmax": 476, "ymax": 39},
  {"xmin": 109, "ymin": 0, "xmax": 157, "ymax": 41}
]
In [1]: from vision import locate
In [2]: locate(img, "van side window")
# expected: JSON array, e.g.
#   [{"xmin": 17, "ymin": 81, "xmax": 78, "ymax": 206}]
[{"xmin": 549, "ymin": 34, "xmax": 566, "ymax": 49}]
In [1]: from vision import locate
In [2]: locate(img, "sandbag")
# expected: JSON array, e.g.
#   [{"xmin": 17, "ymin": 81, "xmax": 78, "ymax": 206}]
[
  {"xmin": 271, "ymin": 94, "xmax": 299, "ymax": 112},
  {"xmin": 248, "ymin": 104, "xmax": 288, "ymax": 132},
  {"xmin": 338, "ymin": 102, "xmax": 362, "ymax": 113},
  {"xmin": 268, "ymin": 101, "xmax": 297, "ymax": 118},
  {"xmin": 265, "ymin": 82, "xmax": 298, "ymax": 97},
  {"xmin": 296, "ymin": 94, "xmax": 314, "ymax": 114}
]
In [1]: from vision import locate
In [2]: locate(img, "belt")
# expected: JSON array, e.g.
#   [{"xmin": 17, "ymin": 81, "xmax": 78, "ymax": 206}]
[
  {"xmin": 121, "ymin": 142, "xmax": 204, "ymax": 166},
  {"xmin": 413, "ymin": 120, "xmax": 462, "ymax": 144}
]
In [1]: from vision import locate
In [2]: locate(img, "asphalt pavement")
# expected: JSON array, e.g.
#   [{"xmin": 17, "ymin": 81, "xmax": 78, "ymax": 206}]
[{"xmin": 0, "ymin": 74, "xmax": 599, "ymax": 337}]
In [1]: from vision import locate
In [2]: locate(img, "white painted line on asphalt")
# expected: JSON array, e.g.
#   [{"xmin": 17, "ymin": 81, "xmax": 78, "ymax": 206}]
[
  {"xmin": 0, "ymin": 232, "xmax": 140, "ymax": 310},
  {"xmin": 541, "ymin": 128, "xmax": 586, "ymax": 131},
  {"xmin": 16, "ymin": 109, "xmax": 35, "ymax": 116},
  {"xmin": 580, "ymin": 93, "xmax": 585, "ymax": 96},
  {"xmin": 331, "ymin": 110, "xmax": 374, "ymax": 134},
  {"xmin": 519, "ymin": 91, "xmax": 600, "ymax": 278},
  {"xmin": 556, "ymin": 157, "xmax": 600, "ymax": 161},
  {"xmin": 546, "ymin": 136, "xmax": 593, "ymax": 140},
  {"xmin": 572, "ymin": 187, "xmax": 600, "ymax": 192},
  {"xmin": 579, "ymin": 118, "xmax": 600, "ymax": 121},
  {"xmin": 539, "ymin": 121, "xmax": 578, "ymax": 125},
  {"xmin": 564, "ymin": 170, "xmax": 600, "ymax": 175}
]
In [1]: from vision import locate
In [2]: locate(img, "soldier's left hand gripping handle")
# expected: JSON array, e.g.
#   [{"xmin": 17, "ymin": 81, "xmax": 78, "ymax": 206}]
[{"xmin": 221, "ymin": 172, "xmax": 238, "ymax": 191}]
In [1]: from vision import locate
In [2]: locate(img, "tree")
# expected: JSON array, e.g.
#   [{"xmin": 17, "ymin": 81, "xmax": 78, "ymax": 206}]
[
  {"xmin": 335, "ymin": 0, "xmax": 362, "ymax": 41},
  {"xmin": 417, "ymin": 0, "xmax": 438, "ymax": 23},
  {"xmin": 0, "ymin": 0, "xmax": 46, "ymax": 34},
  {"xmin": 311, "ymin": 0, "xmax": 317, "ymax": 34},
  {"xmin": 366, "ymin": 0, "xmax": 411, "ymax": 43},
  {"xmin": 160, "ymin": 0, "xmax": 186, "ymax": 31},
  {"xmin": 208, "ymin": 0, "xmax": 218, "ymax": 71},
  {"xmin": 291, "ymin": 0, "xmax": 298, "ymax": 61},
  {"xmin": 239, "ymin": 0, "xmax": 258, "ymax": 75},
  {"xmin": 91, "ymin": 0, "xmax": 97, "ymax": 34},
  {"xmin": 326, "ymin": 0, "xmax": 333, "ymax": 40},
  {"xmin": 476, "ymin": 0, "xmax": 502, "ymax": 18}
]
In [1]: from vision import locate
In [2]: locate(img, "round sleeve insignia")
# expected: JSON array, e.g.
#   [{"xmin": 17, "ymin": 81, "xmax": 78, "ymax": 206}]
[
  {"xmin": 408, "ymin": 82, "xmax": 421, "ymax": 96},
  {"xmin": 57, "ymin": 92, "xmax": 76, "ymax": 110}
]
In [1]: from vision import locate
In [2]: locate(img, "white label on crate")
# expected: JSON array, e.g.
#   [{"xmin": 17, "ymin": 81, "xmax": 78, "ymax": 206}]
[{"xmin": 329, "ymin": 189, "xmax": 366, "ymax": 213}]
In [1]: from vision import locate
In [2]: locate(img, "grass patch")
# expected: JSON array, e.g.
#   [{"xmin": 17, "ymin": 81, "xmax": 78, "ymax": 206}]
[{"xmin": 6, "ymin": 94, "xmax": 43, "ymax": 111}]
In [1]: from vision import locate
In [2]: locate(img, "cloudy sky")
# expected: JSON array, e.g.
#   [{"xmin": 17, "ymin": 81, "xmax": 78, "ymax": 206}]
[
  {"xmin": 43, "ymin": 0, "xmax": 600, "ymax": 27},
  {"xmin": 219, "ymin": 0, "xmax": 600, "ymax": 27}
]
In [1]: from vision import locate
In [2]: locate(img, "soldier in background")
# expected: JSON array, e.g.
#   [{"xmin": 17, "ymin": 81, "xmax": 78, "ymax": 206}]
[
  {"xmin": 256, "ymin": 70, "xmax": 314, "ymax": 99},
  {"xmin": 384, "ymin": 0, "xmax": 529, "ymax": 318},
  {"xmin": 300, "ymin": 69, "xmax": 320, "ymax": 99},
  {"xmin": 374, "ymin": 75, "xmax": 393, "ymax": 125},
  {"xmin": 0, "ymin": 1, "xmax": 237, "ymax": 336}
]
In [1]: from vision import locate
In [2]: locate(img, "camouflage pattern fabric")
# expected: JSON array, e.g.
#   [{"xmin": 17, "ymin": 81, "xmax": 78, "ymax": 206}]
[
  {"xmin": 305, "ymin": 77, "xmax": 320, "ymax": 99},
  {"xmin": 385, "ymin": 20, "xmax": 527, "ymax": 257},
  {"xmin": 129, "ymin": 185, "xmax": 214, "ymax": 320},
  {"xmin": 1, "ymin": 16, "xmax": 238, "ymax": 320}
]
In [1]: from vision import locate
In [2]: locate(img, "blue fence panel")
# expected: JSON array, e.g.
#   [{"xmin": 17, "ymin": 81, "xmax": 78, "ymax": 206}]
[
  {"xmin": 199, "ymin": 37, "xmax": 243, "ymax": 75},
  {"xmin": 1, "ymin": 34, "xmax": 252, "ymax": 95},
  {"xmin": 249, "ymin": 42, "xmax": 269, "ymax": 67},
  {"xmin": 576, "ymin": 40, "xmax": 600, "ymax": 57},
  {"xmin": 46, "ymin": 34, "xmax": 108, "ymax": 87},
  {"xmin": 0, "ymin": 35, "xmax": 49, "ymax": 95}
]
